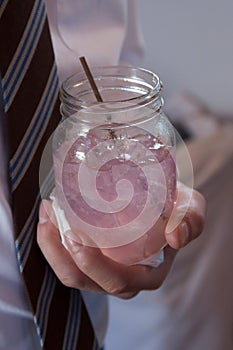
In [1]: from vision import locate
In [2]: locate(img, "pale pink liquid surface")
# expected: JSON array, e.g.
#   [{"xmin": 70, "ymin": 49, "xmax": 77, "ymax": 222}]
[{"xmin": 53, "ymin": 125, "xmax": 176, "ymax": 265}]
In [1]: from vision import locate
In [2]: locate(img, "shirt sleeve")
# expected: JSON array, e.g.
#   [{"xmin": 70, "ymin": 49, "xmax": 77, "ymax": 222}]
[{"xmin": 46, "ymin": 0, "xmax": 145, "ymax": 82}]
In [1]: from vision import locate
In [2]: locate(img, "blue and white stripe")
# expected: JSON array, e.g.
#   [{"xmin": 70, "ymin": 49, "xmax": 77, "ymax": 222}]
[
  {"xmin": 63, "ymin": 289, "xmax": 81, "ymax": 350},
  {"xmin": 15, "ymin": 190, "xmax": 41, "ymax": 272},
  {"xmin": 0, "ymin": 0, "xmax": 8, "ymax": 18},
  {"xmin": 34, "ymin": 266, "xmax": 56, "ymax": 347},
  {"xmin": 10, "ymin": 63, "xmax": 59, "ymax": 191},
  {"xmin": 15, "ymin": 168, "xmax": 55, "ymax": 272},
  {"xmin": 2, "ymin": 0, "xmax": 46, "ymax": 111}
]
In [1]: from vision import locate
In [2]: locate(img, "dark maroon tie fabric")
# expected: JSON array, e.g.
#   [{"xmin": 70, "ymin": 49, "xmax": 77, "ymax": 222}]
[{"xmin": 0, "ymin": 1, "xmax": 98, "ymax": 348}]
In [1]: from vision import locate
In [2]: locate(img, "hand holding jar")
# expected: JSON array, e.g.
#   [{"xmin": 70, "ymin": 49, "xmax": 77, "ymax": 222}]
[{"xmin": 38, "ymin": 65, "xmax": 205, "ymax": 292}]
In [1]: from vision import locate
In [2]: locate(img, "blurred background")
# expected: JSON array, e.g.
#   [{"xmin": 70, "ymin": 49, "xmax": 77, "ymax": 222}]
[{"xmin": 138, "ymin": 0, "xmax": 233, "ymax": 116}]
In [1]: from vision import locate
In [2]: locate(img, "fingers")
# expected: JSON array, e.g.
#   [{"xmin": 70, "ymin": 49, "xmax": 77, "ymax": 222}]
[
  {"xmin": 37, "ymin": 200, "xmax": 177, "ymax": 299},
  {"xmin": 65, "ymin": 237, "xmax": 177, "ymax": 298},
  {"xmin": 37, "ymin": 200, "xmax": 105, "ymax": 293},
  {"xmin": 165, "ymin": 183, "xmax": 206, "ymax": 249}
]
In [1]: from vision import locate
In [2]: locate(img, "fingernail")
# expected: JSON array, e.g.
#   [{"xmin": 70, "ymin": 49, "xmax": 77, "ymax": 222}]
[
  {"xmin": 39, "ymin": 200, "xmax": 49, "ymax": 224},
  {"xmin": 65, "ymin": 237, "xmax": 82, "ymax": 254},
  {"xmin": 179, "ymin": 221, "xmax": 190, "ymax": 246}
]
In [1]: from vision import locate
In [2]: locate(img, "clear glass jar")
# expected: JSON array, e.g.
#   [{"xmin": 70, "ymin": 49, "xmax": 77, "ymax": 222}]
[{"xmin": 53, "ymin": 66, "xmax": 176, "ymax": 267}]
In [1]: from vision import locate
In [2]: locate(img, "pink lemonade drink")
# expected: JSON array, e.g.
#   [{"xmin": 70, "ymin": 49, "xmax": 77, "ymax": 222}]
[
  {"xmin": 51, "ymin": 66, "xmax": 177, "ymax": 266},
  {"xmin": 53, "ymin": 121, "xmax": 176, "ymax": 266}
]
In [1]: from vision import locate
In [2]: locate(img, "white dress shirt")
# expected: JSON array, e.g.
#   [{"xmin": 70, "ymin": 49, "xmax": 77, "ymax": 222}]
[
  {"xmin": 46, "ymin": 0, "xmax": 144, "ymax": 82},
  {"xmin": 0, "ymin": 104, "xmax": 41, "ymax": 349},
  {"xmin": 0, "ymin": 1, "xmax": 143, "ymax": 348}
]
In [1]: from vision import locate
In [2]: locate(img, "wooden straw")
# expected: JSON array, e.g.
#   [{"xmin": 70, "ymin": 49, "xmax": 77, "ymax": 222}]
[
  {"xmin": 79, "ymin": 56, "xmax": 103, "ymax": 102},
  {"xmin": 79, "ymin": 57, "xmax": 117, "ymax": 139}
]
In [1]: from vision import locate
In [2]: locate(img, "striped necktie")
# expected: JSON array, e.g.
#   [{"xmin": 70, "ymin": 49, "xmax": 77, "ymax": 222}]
[{"xmin": 0, "ymin": 1, "xmax": 98, "ymax": 349}]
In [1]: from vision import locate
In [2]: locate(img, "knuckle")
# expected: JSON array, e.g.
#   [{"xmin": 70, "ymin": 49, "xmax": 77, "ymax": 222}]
[
  {"xmin": 58, "ymin": 270, "xmax": 87, "ymax": 290},
  {"xmin": 148, "ymin": 280, "xmax": 163, "ymax": 291},
  {"xmin": 59, "ymin": 275, "xmax": 75, "ymax": 288},
  {"xmin": 105, "ymin": 278, "xmax": 129, "ymax": 295},
  {"xmin": 36, "ymin": 229, "xmax": 46, "ymax": 249},
  {"xmin": 146, "ymin": 270, "xmax": 166, "ymax": 290}
]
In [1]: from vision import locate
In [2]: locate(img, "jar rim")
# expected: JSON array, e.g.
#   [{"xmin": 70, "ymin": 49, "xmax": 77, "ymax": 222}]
[{"xmin": 60, "ymin": 65, "xmax": 163, "ymax": 114}]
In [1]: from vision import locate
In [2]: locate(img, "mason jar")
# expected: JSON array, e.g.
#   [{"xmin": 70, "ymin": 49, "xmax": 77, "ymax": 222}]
[{"xmin": 52, "ymin": 66, "xmax": 176, "ymax": 267}]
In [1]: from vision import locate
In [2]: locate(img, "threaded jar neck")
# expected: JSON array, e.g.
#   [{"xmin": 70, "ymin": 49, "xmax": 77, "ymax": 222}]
[{"xmin": 60, "ymin": 66, "xmax": 163, "ymax": 119}]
